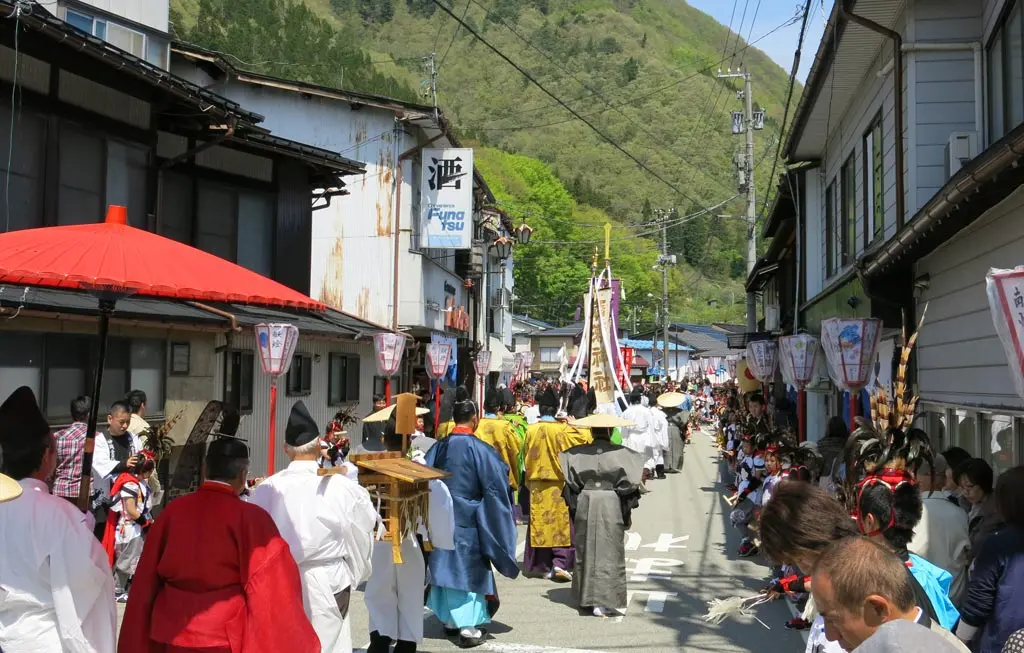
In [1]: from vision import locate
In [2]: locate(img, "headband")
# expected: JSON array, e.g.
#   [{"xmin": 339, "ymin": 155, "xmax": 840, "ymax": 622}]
[{"xmin": 852, "ymin": 468, "xmax": 916, "ymax": 537}]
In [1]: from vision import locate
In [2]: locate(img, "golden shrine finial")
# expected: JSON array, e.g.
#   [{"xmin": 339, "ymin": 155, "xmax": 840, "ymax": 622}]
[
  {"xmin": 592, "ymin": 247, "xmax": 599, "ymax": 274},
  {"xmin": 604, "ymin": 223, "xmax": 612, "ymax": 268}
]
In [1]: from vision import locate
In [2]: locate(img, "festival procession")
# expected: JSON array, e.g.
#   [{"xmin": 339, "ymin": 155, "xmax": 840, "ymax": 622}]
[{"xmin": 4, "ymin": 0, "xmax": 1024, "ymax": 652}]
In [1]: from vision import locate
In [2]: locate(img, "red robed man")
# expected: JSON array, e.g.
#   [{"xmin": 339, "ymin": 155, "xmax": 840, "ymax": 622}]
[{"xmin": 118, "ymin": 437, "xmax": 321, "ymax": 653}]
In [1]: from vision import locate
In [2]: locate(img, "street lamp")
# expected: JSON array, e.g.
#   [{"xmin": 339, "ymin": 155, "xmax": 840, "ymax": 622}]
[
  {"xmin": 515, "ymin": 221, "xmax": 533, "ymax": 245},
  {"xmin": 491, "ymin": 236, "xmax": 514, "ymax": 260}
]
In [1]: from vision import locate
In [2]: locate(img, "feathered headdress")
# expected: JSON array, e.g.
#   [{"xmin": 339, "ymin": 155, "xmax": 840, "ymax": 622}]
[{"xmin": 841, "ymin": 306, "xmax": 933, "ymax": 511}]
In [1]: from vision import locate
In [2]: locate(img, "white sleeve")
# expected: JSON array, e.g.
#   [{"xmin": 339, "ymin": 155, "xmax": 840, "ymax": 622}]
[
  {"xmin": 91, "ymin": 433, "xmax": 116, "ymax": 480},
  {"xmin": 425, "ymin": 479, "xmax": 455, "ymax": 550},
  {"xmin": 331, "ymin": 479, "xmax": 376, "ymax": 586}
]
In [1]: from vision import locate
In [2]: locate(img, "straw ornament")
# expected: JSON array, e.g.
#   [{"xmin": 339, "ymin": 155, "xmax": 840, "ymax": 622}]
[
  {"xmin": 842, "ymin": 305, "xmax": 933, "ymax": 500},
  {"xmin": 703, "ymin": 594, "xmax": 773, "ymax": 629}
]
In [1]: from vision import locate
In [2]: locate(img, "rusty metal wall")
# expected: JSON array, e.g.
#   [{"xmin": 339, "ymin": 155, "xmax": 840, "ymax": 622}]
[{"xmin": 196, "ymin": 83, "xmax": 418, "ymax": 328}]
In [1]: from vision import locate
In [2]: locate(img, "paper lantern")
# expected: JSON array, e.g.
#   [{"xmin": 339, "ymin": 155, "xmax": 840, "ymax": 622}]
[
  {"xmin": 736, "ymin": 358, "xmax": 760, "ymax": 393},
  {"xmin": 425, "ymin": 343, "xmax": 452, "ymax": 380},
  {"xmin": 726, "ymin": 357, "xmax": 738, "ymax": 378},
  {"xmin": 745, "ymin": 340, "xmax": 778, "ymax": 382},
  {"xmin": 374, "ymin": 333, "xmax": 408, "ymax": 376},
  {"xmin": 986, "ymin": 267, "xmax": 1024, "ymax": 399},
  {"xmin": 254, "ymin": 323, "xmax": 299, "ymax": 376},
  {"xmin": 474, "ymin": 350, "xmax": 493, "ymax": 376},
  {"xmin": 778, "ymin": 334, "xmax": 821, "ymax": 388},
  {"xmin": 820, "ymin": 317, "xmax": 882, "ymax": 391}
]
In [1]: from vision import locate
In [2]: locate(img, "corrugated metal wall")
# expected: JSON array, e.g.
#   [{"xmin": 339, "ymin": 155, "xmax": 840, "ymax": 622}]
[{"xmin": 213, "ymin": 332, "xmax": 377, "ymax": 475}]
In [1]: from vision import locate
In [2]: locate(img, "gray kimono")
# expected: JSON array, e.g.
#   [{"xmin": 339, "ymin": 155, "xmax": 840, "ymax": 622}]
[
  {"xmin": 560, "ymin": 442, "xmax": 644, "ymax": 611},
  {"xmin": 664, "ymin": 409, "xmax": 687, "ymax": 472}
]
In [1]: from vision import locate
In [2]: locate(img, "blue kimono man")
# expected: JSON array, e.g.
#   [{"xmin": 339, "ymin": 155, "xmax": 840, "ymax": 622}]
[{"xmin": 424, "ymin": 387, "xmax": 519, "ymax": 648}]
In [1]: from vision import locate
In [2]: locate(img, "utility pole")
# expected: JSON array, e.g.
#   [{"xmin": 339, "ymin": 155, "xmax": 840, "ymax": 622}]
[
  {"xmin": 656, "ymin": 209, "xmax": 674, "ymax": 382},
  {"xmin": 423, "ymin": 53, "xmax": 438, "ymax": 107},
  {"xmin": 718, "ymin": 69, "xmax": 763, "ymax": 333}
]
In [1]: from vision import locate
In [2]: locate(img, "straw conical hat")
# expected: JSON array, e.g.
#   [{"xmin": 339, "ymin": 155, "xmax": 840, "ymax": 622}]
[
  {"xmin": 0, "ymin": 473, "xmax": 22, "ymax": 502},
  {"xmin": 572, "ymin": 414, "xmax": 634, "ymax": 429},
  {"xmin": 657, "ymin": 392, "xmax": 686, "ymax": 408},
  {"xmin": 362, "ymin": 403, "xmax": 431, "ymax": 423}
]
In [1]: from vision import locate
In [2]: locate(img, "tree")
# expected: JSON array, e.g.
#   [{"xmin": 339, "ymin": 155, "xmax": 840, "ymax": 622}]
[
  {"xmin": 621, "ymin": 56, "xmax": 640, "ymax": 83},
  {"xmin": 640, "ymin": 197, "xmax": 653, "ymax": 224}
]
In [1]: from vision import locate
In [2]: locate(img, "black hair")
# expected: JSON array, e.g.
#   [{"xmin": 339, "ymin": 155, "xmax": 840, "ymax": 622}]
[
  {"xmin": 958, "ymin": 458, "xmax": 994, "ymax": 495},
  {"xmin": 133, "ymin": 457, "xmax": 157, "ymax": 476},
  {"xmin": 941, "ymin": 447, "xmax": 972, "ymax": 482},
  {"xmin": 856, "ymin": 481, "xmax": 922, "ymax": 551},
  {"xmin": 0, "ymin": 431, "xmax": 52, "ymax": 480},
  {"xmin": 748, "ymin": 393, "xmax": 764, "ymax": 406},
  {"xmin": 452, "ymin": 386, "xmax": 477, "ymax": 424},
  {"xmin": 996, "ymin": 466, "xmax": 1024, "ymax": 528},
  {"xmin": 382, "ymin": 416, "xmax": 403, "ymax": 452},
  {"xmin": 205, "ymin": 442, "xmax": 249, "ymax": 482},
  {"xmin": 69, "ymin": 396, "xmax": 91, "ymax": 422},
  {"xmin": 125, "ymin": 390, "xmax": 147, "ymax": 414},
  {"xmin": 107, "ymin": 400, "xmax": 131, "ymax": 416},
  {"xmin": 484, "ymin": 389, "xmax": 500, "ymax": 413},
  {"xmin": 373, "ymin": 394, "xmax": 386, "ymax": 404},
  {"xmin": 539, "ymin": 403, "xmax": 557, "ymax": 417}
]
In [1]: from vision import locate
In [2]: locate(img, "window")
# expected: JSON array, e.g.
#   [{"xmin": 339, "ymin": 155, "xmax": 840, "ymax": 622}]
[
  {"xmin": 952, "ymin": 409, "xmax": 978, "ymax": 455},
  {"xmin": 106, "ymin": 22, "xmax": 146, "ymax": 59},
  {"xmin": 0, "ymin": 333, "xmax": 164, "ymax": 420},
  {"xmin": 196, "ymin": 181, "xmax": 275, "ymax": 275},
  {"xmin": 982, "ymin": 414, "xmax": 1016, "ymax": 475},
  {"xmin": 65, "ymin": 9, "xmax": 94, "ymax": 34},
  {"xmin": 925, "ymin": 409, "xmax": 948, "ymax": 451},
  {"xmin": 540, "ymin": 347, "xmax": 561, "ymax": 364},
  {"xmin": 841, "ymin": 153, "xmax": 856, "ymax": 265},
  {"xmin": 0, "ymin": 106, "xmax": 45, "ymax": 232},
  {"xmin": 988, "ymin": 0, "xmax": 1024, "ymax": 141},
  {"xmin": 224, "ymin": 351, "xmax": 255, "ymax": 413},
  {"xmin": 825, "ymin": 180, "xmax": 837, "ymax": 277},
  {"xmin": 328, "ymin": 354, "xmax": 360, "ymax": 404},
  {"xmin": 286, "ymin": 354, "xmax": 313, "ymax": 396},
  {"xmin": 106, "ymin": 140, "xmax": 148, "ymax": 228},
  {"xmin": 146, "ymin": 37, "xmax": 168, "ymax": 69},
  {"xmin": 373, "ymin": 376, "xmax": 399, "ymax": 398},
  {"xmin": 863, "ymin": 114, "xmax": 884, "ymax": 244}
]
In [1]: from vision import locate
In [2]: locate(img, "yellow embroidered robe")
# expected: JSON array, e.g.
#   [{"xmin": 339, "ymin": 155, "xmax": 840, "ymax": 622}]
[
  {"xmin": 436, "ymin": 420, "xmax": 455, "ymax": 439},
  {"xmin": 523, "ymin": 421, "xmax": 591, "ymax": 548},
  {"xmin": 475, "ymin": 417, "xmax": 522, "ymax": 490}
]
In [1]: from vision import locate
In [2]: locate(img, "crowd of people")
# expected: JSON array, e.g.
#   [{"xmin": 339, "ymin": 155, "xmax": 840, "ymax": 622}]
[
  {"xmin": 0, "ymin": 373, "xmax": 699, "ymax": 653},
  {"xmin": 3, "ymin": 361, "xmax": 1024, "ymax": 653},
  {"xmin": 699, "ymin": 371, "xmax": 1024, "ymax": 653}
]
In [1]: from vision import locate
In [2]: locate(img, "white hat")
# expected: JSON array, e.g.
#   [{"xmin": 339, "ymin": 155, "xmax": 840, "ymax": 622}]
[
  {"xmin": 572, "ymin": 414, "xmax": 634, "ymax": 429},
  {"xmin": 0, "ymin": 473, "xmax": 22, "ymax": 503}
]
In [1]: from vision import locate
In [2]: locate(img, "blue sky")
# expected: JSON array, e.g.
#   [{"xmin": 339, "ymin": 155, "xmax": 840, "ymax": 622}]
[{"xmin": 686, "ymin": 0, "xmax": 829, "ymax": 83}]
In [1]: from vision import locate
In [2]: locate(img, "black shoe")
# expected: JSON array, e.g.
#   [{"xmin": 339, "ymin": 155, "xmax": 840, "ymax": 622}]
[
  {"xmin": 368, "ymin": 631, "xmax": 393, "ymax": 653},
  {"xmin": 457, "ymin": 632, "xmax": 487, "ymax": 648}
]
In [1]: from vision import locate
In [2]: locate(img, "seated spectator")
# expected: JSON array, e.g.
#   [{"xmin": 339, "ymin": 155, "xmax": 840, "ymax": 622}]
[{"xmin": 810, "ymin": 536, "xmax": 968, "ymax": 652}]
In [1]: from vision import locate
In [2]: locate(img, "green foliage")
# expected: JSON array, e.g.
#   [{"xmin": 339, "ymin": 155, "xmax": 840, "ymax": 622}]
[{"xmin": 620, "ymin": 56, "xmax": 640, "ymax": 83}]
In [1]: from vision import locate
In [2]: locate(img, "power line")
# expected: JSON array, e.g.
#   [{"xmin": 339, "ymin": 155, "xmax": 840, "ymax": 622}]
[
  {"xmin": 470, "ymin": 14, "xmax": 801, "ymax": 132},
  {"xmin": 427, "ymin": 0, "xmax": 719, "ymax": 207},
  {"xmin": 437, "ymin": 0, "xmax": 472, "ymax": 71},
  {"xmin": 759, "ymin": 0, "xmax": 812, "ymax": 218},
  {"xmin": 465, "ymin": 0, "xmax": 737, "ymax": 198},
  {"xmin": 731, "ymin": 0, "xmax": 752, "ymax": 62},
  {"xmin": 738, "ymin": 0, "xmax": 762, "ymax": 68}
]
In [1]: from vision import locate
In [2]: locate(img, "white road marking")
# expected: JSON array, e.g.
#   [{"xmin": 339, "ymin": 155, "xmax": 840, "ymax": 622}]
[
  {"xmin": 643, "ymin": 591, "xmax": 677, "ymax": 613},
  {"xmin": 479, "ymin": 644, "xmax": 623, "ymax": 653},
  {"xmin": 640, "ymin": 533, "xmax": 689, "ymax": 552},
  {"xmin": 624, "ymin": 531, "xmax": 642, "ymax": 551},
  {"xmin": 516, "ymin": 538, "xmax": 527, "ymax": 561},
  {"xmin": 628, "ymin": 557, "xmax": 683, "ymax": 581}
]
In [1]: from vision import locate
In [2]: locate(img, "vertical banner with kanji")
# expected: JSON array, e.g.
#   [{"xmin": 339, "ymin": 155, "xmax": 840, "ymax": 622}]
[
  {"xmin": 589, "ymin": 286, "xmax": 617, "ymax": 405},
  {"xmin": 987, "ymin": 267, "xmax": 1024, "ymax": 399},
  {"xmin": 420, "ymin": 148, "xmax": 474, "ymax": 249}
]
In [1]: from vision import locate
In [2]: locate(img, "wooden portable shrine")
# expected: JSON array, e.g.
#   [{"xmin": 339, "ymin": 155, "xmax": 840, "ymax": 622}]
[{"xmin": 319, "ymin": 392, "xmax": 448, "ymax": 563}]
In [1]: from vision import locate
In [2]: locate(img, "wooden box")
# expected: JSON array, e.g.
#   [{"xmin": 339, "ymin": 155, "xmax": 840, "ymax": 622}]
[{"xmin": 348, "ymin": 452, "xmax": 449, "ymax": 564}]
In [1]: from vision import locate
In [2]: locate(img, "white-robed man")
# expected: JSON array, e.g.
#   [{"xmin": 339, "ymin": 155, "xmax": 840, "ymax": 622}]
[
  {"xmin": 621, "ymin": 388, "xmax": 655, "ymax": 488},
  {"xmin": 0, "ymin": 386, "xmax": 117, "ymax": 653},
  {"xmin": 250, "ymin": 400, "xmax": 377, "ymax": 653},
  {"xmin": 363, "ymin": 398, "xmax": 455, "ymax": 653}
]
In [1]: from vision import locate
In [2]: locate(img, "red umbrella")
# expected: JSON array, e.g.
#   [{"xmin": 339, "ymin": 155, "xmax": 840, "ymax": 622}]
[{"xmin": 0, "ymin": 206, "xmax": 326, "ymax": 510}]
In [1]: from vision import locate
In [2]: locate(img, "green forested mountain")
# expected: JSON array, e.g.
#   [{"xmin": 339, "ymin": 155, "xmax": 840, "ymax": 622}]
[{"xmin": 170, "ymin": 0, "xmax": 799, "ymax": 325}]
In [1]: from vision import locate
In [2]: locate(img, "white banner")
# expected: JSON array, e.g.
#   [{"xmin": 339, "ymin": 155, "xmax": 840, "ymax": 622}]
[{"xmin": 420, "ymin": 148, "xmax": 473, "ymax": 249}]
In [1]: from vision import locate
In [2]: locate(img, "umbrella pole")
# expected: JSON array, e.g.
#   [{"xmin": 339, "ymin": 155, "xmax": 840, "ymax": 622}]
[
  {"xmin": 268, "ymin": 378, "xmax": 278, "ymax": 474},
  {"xmin": 77, "ymin": 300, "xmax": 115, "ymax": 513}
]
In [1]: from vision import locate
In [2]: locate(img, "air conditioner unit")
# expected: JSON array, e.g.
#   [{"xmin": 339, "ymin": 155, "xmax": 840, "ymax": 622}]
[
  {"xmin": 945, "ymin": 132, "xmax": 979, "ymax": 180},
  {"xmin": 764, "ymin": 304, "xmax": 780, "ymax": 331}
]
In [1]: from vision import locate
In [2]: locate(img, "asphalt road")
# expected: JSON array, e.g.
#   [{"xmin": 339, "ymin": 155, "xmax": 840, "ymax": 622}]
[{"xmin": 117, "ymin": 427, "xmax": 804, "ymax": 652}]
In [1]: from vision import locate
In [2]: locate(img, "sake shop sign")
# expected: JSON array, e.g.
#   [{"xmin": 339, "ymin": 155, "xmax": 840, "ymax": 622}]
[{"xmin": 420, "ymin": 148, "xmax": 473, "ymax": 250}]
